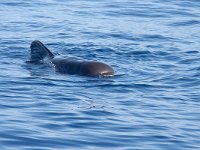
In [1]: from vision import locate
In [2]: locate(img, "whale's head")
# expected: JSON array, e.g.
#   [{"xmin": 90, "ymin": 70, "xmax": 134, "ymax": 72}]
[{"xmin": 80, "ymin": 61, "xmax": 114, "ymax": 77}]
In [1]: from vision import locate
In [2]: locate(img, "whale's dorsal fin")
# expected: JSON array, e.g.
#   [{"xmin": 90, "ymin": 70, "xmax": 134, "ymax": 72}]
[{"xmin": 30, "ymin": 40, "xmax": 54, "ymax": 62}]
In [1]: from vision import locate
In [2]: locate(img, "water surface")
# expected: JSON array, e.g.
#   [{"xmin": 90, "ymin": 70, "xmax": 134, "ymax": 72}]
[{"xmin": 0, "ymin": 0, "xmax": 200, "ymax": 149}]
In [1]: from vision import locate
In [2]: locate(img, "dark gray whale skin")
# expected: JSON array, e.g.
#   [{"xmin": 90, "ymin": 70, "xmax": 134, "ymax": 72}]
[{"xmin": 29, "ymin": 40, "xmax": 114, "ymax": 77}]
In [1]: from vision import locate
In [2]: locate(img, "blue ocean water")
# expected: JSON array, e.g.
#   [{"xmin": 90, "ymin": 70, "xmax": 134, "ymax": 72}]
[{"xmin": 0, "ymin": 0, "xmax": 200, "ymax": 149}]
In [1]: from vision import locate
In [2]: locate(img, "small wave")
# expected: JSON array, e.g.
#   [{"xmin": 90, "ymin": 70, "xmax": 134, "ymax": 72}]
[
  {"xmin": 141, "ymin": 34, "xmax": 176, "ymax": 42},
  {"xmin": 168, "ymin": 20, "xmax": 200, "ymax": 27}
]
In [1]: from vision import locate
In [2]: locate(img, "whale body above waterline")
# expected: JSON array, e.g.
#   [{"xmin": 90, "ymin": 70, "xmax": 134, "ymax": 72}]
[{"xmin": 28, "ymin": 40, "xmax": 114, "ymax": 77}]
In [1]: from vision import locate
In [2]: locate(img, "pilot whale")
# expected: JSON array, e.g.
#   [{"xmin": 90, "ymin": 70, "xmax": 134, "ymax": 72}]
[{"xmin": 28, "ymin": 40, "xmax": 114, "ymax": 77}]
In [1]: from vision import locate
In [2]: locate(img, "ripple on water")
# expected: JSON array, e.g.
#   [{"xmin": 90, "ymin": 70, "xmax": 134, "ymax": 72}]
[{"xmin": 169, "ymin": 20, "xmax": 200, "ymax": 27}]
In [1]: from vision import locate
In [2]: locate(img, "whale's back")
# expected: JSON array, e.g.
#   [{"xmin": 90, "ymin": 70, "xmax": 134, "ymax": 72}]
[{"xmin": 29, "ymin": 40, "xmax": 114, "ymax": 77}]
